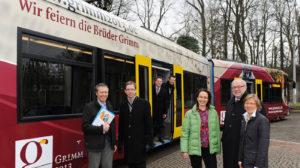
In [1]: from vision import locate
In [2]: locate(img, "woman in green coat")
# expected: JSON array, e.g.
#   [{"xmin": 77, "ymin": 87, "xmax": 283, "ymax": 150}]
[{"xmin": 181, "ymin": 89, "xmax": 221, "ymax": 168}]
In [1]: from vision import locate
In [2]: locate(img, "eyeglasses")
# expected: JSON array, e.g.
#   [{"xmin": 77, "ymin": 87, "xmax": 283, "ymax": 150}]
[
  {"xmin": 125, "ymin": 88, "xmax": 136, "ymax": 91},
  {"xmin": 232, "ymin": 85, "xmax": 245, "ymax": 90},
  {"xmin": 245, "ymin": 102, "xmax": 256, "ymax": 106}
]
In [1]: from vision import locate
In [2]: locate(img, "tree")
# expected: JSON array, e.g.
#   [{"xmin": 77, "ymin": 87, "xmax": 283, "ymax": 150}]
[
  {"xmin": 87, "ymin": 0, "xmax": 134, "ymax": 20},
  {"xmin": 231, "ymin": 0, "xmax": 257, "ymax": 62},
  {"xmin": 206, "ymin": 0, "xmax": 224, "ymax": 59},
  {"xmin": 186, "ymin": 0, "xmax": 207, "ymax": 57},
  {"xmin": 176, "ymin": 35, "xmax": 200, "ymax": 53},
  {"xmin": 219, "ymin": 0, "xmax": 232, "ymax": 59},
  {"xmin": 133, "ymin": 0, "xmax": 174, "ymax": 33},
  {"xmin": 111, "ymin": 0, "xmax": 134, "ymax": 20},
  {"xmin": 86, "ymin": 0, "xmax": 113, "ymax": 11}
]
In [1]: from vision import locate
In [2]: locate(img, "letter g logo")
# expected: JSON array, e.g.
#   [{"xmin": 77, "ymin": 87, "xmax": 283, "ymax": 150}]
[
  {"xmin": 20, "ymin": 141, "xmax": 43, "ymax": 168},
  {"xmin": 16, "ymin": 136, "xmax": 53, "ymax": 168}
]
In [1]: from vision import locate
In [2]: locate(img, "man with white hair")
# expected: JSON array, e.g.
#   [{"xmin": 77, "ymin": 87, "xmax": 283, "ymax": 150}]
[{"xmin": 222, "ymin": 79, "xmax": 266, "ymax": 168}]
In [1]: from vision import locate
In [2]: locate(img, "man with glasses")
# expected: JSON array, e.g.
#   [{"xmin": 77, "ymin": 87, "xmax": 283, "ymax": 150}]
[
  {"xmin": 222, "ymin": 79, "xmax": 266, "ymax": 168},
  {"xmin": 118, "ymin": 81, "xmax": 153, "ymax": 168}
]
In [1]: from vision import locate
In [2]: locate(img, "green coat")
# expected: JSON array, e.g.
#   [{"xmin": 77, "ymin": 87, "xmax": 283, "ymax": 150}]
[{"xmin": 180, "ymin": 104, "xmax": 221, "ymax": 156}]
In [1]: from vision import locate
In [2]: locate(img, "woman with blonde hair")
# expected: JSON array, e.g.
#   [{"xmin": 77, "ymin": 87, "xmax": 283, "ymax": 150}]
[{"xmin": 238, "ymin": 94, "xmax": 270, "ymax": 168}]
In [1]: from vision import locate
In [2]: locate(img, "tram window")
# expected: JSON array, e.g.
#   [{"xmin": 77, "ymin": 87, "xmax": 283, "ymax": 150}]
[
  {"xmin": 246, "ymin": 81, "xmax": 255, "ymax": 93},
  {"xmin": 194, "ymin": 74, "xmax": 207, "ymax": 95},
  {"xmin": 263, "ymin": 83, "xmax": 270, "ymax": 103},
  {"xmin": 152, "ymin": 66, "xmax": 170, "ymax": 83},
  {"xmin": 104, "ymin": 56, "xmax": 135, "ymax": 112},
  {"xmin": 221, "ymin": 79, "xmax": 232, "ymax": 105},
  {"xmin": 271, "ymin": 83, "xmax": 282, "ymax": 103},
  {"xmin": 175, "ymin": 73, "xmax": 182, "ymax": 127},
  {"xmin": 184, "ymin": 72, "xmax": 193, "ymax": 108},
  {"xmin": 22, "ymin": 59, "xmax": 92, "ymax": 117},
  {"xmin": 22, "ymin": 34, "xmax": 92, "ymax": 63},
  {"xmin": 20, "ymin": 33, "xmax": 93, "ymax": 120},
  {"xmin": 184, "ymin": 71, "xmax": 207, "ymax": 109},
  {"xmin": 139, "ymin": 65, "xmax": 149, "ymax": 101},
  {"xmin": 20, "ymin": 33, "xmax": 94, "ymax": 119}
]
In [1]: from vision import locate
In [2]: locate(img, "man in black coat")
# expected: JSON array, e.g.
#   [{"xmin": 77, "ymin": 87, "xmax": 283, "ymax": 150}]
[
  {"xmin": 82, "ymin": 83, "xmax": 117, "ymax": 168},
  {"xmin": 222, "ymin": 79, "xmax": 266, "ymax": 168},
  {"xmin": 118, "ymin": 81, "xmax": 153, "ymax": 168},
  {"xmin": 162, "ymin": 75, "xmax": 176, "ymax": 113},
  {"xmin": 152, "ymin": 77, "xmax": 168, "ymax": 143}
]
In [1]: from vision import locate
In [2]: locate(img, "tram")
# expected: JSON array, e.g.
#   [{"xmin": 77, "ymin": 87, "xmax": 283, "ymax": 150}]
[
  {"xmin": 0, "ymin": 0, "xmax": 294, "ymax": 167},
  {"xmin": 211, "ymin": 59, "xmax": 293, "ymax": 126},
  {"xmin": 0, "ymin": 0, "xmax": 210, "ymax": 167}
]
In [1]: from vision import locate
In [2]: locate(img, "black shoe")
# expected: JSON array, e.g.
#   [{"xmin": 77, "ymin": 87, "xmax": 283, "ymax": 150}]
[{"xmin": 158, "ymin": 138, "xmax": 164, "ymax": 143}]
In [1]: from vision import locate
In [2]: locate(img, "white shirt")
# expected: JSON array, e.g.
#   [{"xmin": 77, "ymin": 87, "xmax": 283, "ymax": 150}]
[
  {"xmin": 243, "ymin": 110, "xmax": 257, "ymax": 122},
  {"xmin": 98, "ymin": 100, "xmax": 107, "ymax": 109}
]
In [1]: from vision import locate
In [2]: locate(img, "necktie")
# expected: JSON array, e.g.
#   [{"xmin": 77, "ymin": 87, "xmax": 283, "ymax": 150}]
[{"xmin": 156, "ymin": 87, "xmax": 160, "ymax": 95}]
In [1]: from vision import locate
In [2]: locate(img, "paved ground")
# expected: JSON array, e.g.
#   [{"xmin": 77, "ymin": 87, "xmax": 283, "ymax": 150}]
[{"xmin": 116, "ymin": 112, "xmax": 300, "ymax": 168}]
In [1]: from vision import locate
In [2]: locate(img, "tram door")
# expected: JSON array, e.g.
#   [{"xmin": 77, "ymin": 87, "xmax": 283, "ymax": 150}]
[
  {"xmin": 135, "ymin": 54, "xmax": 152, "ymax": 112},
  {"xmin": 255, "ymin": 79, "xmax": 263, "ymax": 101},
  {"xmin": 173, "ymin": 65, "xmax": 184, "ymax": 139},
  {"xmin": 152, "ymin": 65, "xmax": 172, "ymax": 142}
]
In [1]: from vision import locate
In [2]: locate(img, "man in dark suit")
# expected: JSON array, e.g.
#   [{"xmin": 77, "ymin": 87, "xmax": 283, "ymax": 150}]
[
  {"xmin": 222, "ymin": 79, "xmax": 266, "ymax": 168},
  {"xmin": 118, "ymin": 81, "xmax": 153, "ymax": 168},
  {"xmin": 82, "ymin": 83, "xmax": 117, "ymax": 168},
  {"xmin": 152, "ymin": 77, "xmax": 168, "ymax": 143},
  {"xmin": 162, "ymin": 75, "xmax": 176, "ymax": 113}
]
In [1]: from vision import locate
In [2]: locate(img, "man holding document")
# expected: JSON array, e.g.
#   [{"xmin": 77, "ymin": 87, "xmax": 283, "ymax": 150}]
[{"xmin": 82, "ymin": 83, "xmax": 117, "ymax": 168}]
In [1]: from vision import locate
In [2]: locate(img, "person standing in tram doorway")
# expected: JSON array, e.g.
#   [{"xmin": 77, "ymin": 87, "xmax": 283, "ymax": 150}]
[
  {"xmin": 181, "ymin": 89, "xmax": 221, "ymax": 168},
  {"xmin": 118, "ymin": 81, "xmax": 154, "ymax": 168},
  {"xmin": 162, "ymin": 75, "xmax": 176, "ymax": 115},
  {"xmin": 222, "ymin": 79, "xmax": 266, "ymax": 168},
  {"xmin": 82, "ymin": 83, "xmax": 117, "ymax": 168},
  {"xmin": 152, "ymin": 77, "xmax": 168, "ymax": 143}
]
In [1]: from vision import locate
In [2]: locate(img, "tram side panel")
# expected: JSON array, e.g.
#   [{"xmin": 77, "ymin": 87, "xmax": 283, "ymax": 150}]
[{"xmin": 212, "ymin": 59, "xmax": 290, "ymax": 127}]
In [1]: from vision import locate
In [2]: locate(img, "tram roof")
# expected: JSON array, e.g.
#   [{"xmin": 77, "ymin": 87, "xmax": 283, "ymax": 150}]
[
  {"xmin": 47, "ymin": 0, "xmax": 208, "ymax": 65},
  {"xmin": 213, "ymin": 59, "xmax": 268, "ymax": 73}
]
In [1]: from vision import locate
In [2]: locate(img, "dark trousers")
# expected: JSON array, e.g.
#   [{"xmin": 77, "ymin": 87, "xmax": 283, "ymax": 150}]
[
  {"xmin": 154, "ymin": 119, "xmax": 165, "ymax": 139},
  {"xmin": 222, "ymin": 140, "xmax": 239, "ymax": 168},
  {"xmin": 189, "ymin": 147, "xmax": 217, "ymax": 168},
  {"xmin": 128, "ymin": 161, "xmax": 146, "ymax": 168},
  {"xmin": 153, "ymin": 111, "xmax": 165, "ymax": 139}
]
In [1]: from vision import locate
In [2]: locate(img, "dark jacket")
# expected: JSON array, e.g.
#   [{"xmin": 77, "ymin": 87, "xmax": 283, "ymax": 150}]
[
  {"xmin": 222, "ymin": 92, "xmax": 248, "ymax": 168},
  {"xmin": 152, "ymin": 85, "xmax": 168, "ymax": 126},
  {"xmin": 222, "ymin": 92, "xmax": 267, "ymax": 168},
  {"xmin": 82, "ymin": 101, "xmax": 116, "ymax": 152},
  {"xmin": 162, "ymin": 82, "xmax": 175, "ymax": 109},
  {"xmin": 239, "ymin": 111, "xmax": 270, "ymax": 168},
  {"xmin": 118, "ymin": 96, "xmax": 153, "ymax": 164}
]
